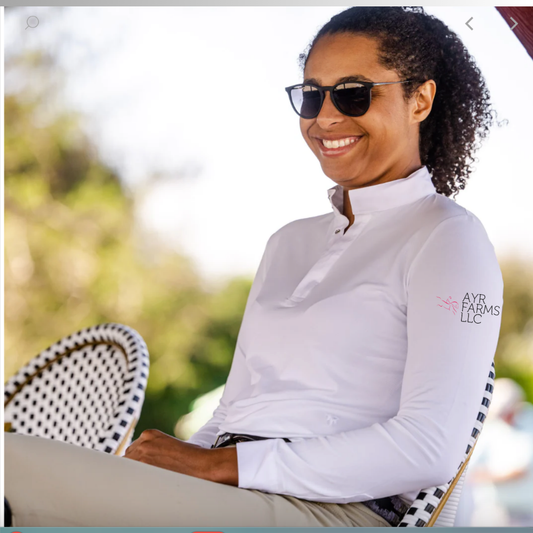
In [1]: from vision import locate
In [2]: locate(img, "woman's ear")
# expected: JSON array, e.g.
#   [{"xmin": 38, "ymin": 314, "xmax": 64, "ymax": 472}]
[{"xmin": 411, "ymin": 79, "xmax": 437, "ymax": 124}]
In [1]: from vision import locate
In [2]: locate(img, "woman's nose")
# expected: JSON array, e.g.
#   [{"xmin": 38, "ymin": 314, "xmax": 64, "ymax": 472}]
[{"xmin": 316, "ymin": 89, "xmax": 345, "ymax": 125}]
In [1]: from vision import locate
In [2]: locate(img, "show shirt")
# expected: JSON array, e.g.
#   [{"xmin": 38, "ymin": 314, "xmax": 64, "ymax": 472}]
[{"xmin": 186, "ymin": 165, "xmax": 504, "ymax": 508}]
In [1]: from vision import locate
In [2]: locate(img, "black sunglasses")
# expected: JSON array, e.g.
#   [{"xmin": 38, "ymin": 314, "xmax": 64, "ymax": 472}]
[{"xmin": 284, "ymin": 79, "xmax": 414, "ymax": 119}]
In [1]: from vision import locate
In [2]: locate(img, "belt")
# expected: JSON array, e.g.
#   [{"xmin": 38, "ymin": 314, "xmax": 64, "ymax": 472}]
[
  {"xmin": 212, "ymin": 432, "xmax": 409, "ymax": 527},
  {"xmin": 212, "ymin": 432, "xmax": 292, "ymax": 449},
  {"xmin": 361, "ymin": 496, "xmax": 410, "ymax": 527}
]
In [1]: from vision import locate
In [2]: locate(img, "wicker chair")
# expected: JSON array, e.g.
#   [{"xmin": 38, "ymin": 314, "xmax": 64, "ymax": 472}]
[
  {"xmin": 4, "ymin": 323, "xmax": 149, "ymax": 456},
  {"xmin": 397, "ymin": 360, "xmax": 495, "ymax": 527}
]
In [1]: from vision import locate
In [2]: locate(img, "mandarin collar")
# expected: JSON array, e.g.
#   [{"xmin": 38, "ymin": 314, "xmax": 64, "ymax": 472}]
[{"xmin": 327, "ymin": 166, "xmax": 436, "ymax": 216}]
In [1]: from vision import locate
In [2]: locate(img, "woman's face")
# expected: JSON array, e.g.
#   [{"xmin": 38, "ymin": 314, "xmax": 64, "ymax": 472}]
[{"xmin": 300, "ymin": 33, "xmax": 434, "ymax": 189}]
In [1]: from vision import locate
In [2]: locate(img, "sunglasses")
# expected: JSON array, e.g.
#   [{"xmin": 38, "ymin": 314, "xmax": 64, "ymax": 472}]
[{"xmin": 284, "ymin": 79, "xmax": 414, "ymax": 119}]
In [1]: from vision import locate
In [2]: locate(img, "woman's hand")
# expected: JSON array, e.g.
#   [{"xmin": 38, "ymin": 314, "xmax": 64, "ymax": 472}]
[{"xmin": 123, "ymin": 429, "xmax": 238, "ymax": 486}]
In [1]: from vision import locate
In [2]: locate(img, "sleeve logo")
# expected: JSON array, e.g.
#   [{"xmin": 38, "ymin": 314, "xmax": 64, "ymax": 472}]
[
  {"xmin": 436, "ymin": 296, "xmax": 459, "ymax": 315},
  {"xmin": 437, "ymin": 293, "xmax": 501, "ymax": 324}
]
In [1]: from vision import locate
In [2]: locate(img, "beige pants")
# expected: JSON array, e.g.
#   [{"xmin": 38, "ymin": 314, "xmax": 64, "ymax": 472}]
[{"xmin": 4, "ymin": 432, "xmax": 391, "ymax": 527}]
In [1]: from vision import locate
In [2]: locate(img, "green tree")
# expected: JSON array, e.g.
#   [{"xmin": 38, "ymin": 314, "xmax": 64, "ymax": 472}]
[
  {"xmin": 495, "ymin": 258, "xmax": 533, "ymax": 402},
  {"xmin": 4, "ymin": 43, "xmax": 252, "ymax": 438}
]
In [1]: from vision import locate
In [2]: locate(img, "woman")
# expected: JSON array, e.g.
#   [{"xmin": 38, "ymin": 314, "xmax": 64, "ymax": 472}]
[{"xmin": 4, "ymin": 6, "xmax": 504, "ymax": 527}]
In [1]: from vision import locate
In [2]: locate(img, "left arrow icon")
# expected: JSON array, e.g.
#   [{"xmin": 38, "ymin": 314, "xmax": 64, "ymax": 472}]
[{"xmin": 466, "ymin": 17, "xmax": 474, "ymax": 30}]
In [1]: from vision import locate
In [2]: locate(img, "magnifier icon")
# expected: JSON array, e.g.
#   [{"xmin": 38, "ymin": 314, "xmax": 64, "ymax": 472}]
[{"xmin": 25, "ymin": 16, "xmax": 39, "ymax": 30}]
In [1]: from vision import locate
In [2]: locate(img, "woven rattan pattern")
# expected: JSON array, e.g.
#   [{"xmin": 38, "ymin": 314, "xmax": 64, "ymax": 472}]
[
  {"xmin": 397, "ymin": 360, "xmax": 495, "ymax": 527},
  {"xmin": 4, "ymin": 323, "xmax": 149, "ymax": 455}
]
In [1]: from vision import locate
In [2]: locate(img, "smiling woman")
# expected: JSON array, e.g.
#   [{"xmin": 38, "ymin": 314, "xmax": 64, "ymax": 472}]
[
  {"xmin": 297, "ymin": 33, "xmax": 436, "ymax": 188},
  {"xmin": 293, "ymin": 7, "xmax": 493, "ymax": 201},
  {"xmin": 4, "ymin": 6, "xmax": 504, "ymax": 527}
]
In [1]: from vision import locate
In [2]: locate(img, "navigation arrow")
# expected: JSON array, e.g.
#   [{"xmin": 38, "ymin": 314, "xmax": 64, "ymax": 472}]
[
  {"xmin": 510, "ymin": 16, "xmax": 518, "ymax": 30},
  {"xmin": 466, "ymin": 17, "xmax": 474, "ymax": 30}
]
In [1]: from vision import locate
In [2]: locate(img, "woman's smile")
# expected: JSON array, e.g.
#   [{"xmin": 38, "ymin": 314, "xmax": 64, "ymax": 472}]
[{"xmin": 316, "ymin": 135, "xmax": 363, "ymax": 157}]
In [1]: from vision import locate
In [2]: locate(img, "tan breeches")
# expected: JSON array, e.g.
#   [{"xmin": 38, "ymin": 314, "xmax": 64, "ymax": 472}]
[{"xmin": 4, "ymin": 432, "xmax": 390, "ymax": 527}]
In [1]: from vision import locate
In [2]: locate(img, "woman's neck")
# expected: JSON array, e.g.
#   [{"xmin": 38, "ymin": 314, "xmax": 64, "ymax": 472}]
[{"xmin": 341, "ymin": 162, "xmax": 424, "ymax": 232}]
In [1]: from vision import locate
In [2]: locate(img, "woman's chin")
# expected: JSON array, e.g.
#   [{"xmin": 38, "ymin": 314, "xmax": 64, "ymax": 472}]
[{"xmin": 322, "ymin": 167, "xmax": 364, "ymax": 186}]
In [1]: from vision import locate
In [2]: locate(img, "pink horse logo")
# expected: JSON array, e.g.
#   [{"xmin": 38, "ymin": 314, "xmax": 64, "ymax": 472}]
[{"xmin": 436, "ymin": 296, "xmax": 459, "ymax": 315}]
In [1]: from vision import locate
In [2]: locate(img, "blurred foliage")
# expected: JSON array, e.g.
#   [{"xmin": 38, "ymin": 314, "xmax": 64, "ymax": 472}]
[
  {"xmin": 494, "ymin": 259, "xmax": 533, "ymax": 402},
  {"xmin": 4, "ymin": 45, "xmax": 253, "ymax": 439},
  {"xmin": 4, "ymin": 25, "xmax": 533, "ymax": 445}
]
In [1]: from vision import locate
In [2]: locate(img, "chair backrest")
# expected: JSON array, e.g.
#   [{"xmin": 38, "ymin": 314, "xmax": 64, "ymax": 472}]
[
  {"xmin": 4, "ymin": 323, "xmax": 149, "ymax": 456},
  {"xmin": 397, "ymin": 360, "xmax": 495, "ymax": 527}
]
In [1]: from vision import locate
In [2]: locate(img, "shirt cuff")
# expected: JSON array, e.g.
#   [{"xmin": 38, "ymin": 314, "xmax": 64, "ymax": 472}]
[{"xmin": 236, "ymin": 438, "xmax": 284, "ymax": 493}]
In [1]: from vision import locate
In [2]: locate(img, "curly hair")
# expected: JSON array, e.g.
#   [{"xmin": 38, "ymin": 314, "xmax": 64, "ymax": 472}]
[{"xmin": 297, "ymin": 7, "xmax": 496, "ymax": 198}]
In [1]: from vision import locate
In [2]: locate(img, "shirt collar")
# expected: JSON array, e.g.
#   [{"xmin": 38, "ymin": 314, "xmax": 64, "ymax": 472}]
[{"xmin": 327, "ymin": 166, "xmax": 436, "ymax": 216}]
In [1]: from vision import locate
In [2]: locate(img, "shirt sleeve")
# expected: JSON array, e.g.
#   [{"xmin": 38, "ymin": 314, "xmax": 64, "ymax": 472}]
[
  {"xmin": 236, "ymin": 213, "xmax": 504, "ymax": 503},
  {"xmin": 184, "ymin": 234, "xmax": 275, "ymax": 449}
]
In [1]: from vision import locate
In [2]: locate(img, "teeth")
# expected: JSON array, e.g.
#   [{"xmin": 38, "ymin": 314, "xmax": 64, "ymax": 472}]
[{"xmin": 322, "ymin": 137, "xmax": 357, "ymax": 149}]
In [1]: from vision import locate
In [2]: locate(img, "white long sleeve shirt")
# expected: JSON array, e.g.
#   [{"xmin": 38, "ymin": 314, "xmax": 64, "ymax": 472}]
[{"xmin": 186, "ymin": 165, "xmax": 504, "ymax": 508}]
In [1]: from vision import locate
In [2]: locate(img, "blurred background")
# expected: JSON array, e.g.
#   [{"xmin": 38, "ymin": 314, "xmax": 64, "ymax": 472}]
[{"xmin": 4, "ymin": 6, "xmax": 533, "ymax": 526}]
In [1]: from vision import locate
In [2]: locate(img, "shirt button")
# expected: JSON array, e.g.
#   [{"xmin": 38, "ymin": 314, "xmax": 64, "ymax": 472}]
[{"xmin": 335, "ymin": 229, "xmax": 341, "ymax": 234}]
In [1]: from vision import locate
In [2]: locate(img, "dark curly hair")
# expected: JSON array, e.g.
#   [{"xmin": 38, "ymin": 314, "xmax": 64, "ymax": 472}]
[{"xmin": 298, "ymin": 7, "xmax": 497, "ymax": 198}]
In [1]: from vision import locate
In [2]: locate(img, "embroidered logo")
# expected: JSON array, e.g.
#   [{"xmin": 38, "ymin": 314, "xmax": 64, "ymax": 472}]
[
  {"xmin": 437, "ymin": 293, "xmax": 501, "ymax": 324},
  {"xmin": 436, "ymin": 296, "xmax": 459, "ymax": 315},
  {"xmin": 326, "ymin": 414, "xmax": 339, "ymax": 426}
]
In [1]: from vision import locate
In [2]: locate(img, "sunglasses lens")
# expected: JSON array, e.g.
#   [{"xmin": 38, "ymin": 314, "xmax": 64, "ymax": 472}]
[
  {"xmin": 334, "ymin": 85, "xmax": 370, "ymax": 117},
  {"xmin": 290, "ymin": 85, "xmax": 322, "ymax": 119},
  {"xmin": 290, "ymin": 84, "xmax": 371, "ymax": 118}
]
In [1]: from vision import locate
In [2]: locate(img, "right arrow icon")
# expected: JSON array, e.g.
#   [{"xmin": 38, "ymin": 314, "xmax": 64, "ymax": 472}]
[{"xmin": 510, "ymin": 16, "xmax": 518, "ymax": 30}]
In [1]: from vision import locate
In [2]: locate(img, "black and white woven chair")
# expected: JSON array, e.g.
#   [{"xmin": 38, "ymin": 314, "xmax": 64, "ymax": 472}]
[
  {"xmin": 4, "ymin": 323, "xmax": 149, "ymax": 456},
  {"xmin": 397, "ymin": 360, "xmax": 495, "ymax": 527}
]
